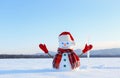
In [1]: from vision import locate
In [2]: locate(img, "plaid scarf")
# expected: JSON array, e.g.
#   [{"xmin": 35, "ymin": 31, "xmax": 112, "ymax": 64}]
[{"xmin": 53, "ymin": 48, "xmax": 80, "ymax": 69}]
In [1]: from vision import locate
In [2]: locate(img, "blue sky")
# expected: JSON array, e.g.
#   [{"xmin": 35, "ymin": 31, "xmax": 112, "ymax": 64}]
[{"xmin": 0, "ymin": 0, "xmax": 120, "ymax": 54}]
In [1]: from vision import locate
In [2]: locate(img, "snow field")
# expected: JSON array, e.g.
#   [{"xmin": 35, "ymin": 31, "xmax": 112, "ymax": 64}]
[{"xmin": 0, "ymin": 58, "xmax": 120, "ymax": 78}]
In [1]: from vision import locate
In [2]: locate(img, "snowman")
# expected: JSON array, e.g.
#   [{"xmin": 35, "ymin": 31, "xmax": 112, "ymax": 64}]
[{"xmin": 39, "ymin": 31, "xmax": 92, "ymax": 70}]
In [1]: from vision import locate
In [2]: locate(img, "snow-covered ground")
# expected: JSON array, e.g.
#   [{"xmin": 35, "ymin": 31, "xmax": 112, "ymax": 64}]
[{"xmin": 0, "ymin": 58, "xmax": 120, "ymax": 78}]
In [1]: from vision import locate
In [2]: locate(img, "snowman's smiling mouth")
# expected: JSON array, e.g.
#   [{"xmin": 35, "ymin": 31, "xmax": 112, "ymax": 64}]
[{"xmin": 62, "ymin": 46, "xmax": 69, "ymax": 49}]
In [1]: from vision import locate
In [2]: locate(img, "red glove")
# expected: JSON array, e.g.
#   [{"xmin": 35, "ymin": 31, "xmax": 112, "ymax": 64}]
[
  {"xmin": 39, "ymin": 44, "xmax": 48, "ymax": 53},
  {"xmin": 82, "ymin": 44, "xmax": 93, "ymax": 53}
]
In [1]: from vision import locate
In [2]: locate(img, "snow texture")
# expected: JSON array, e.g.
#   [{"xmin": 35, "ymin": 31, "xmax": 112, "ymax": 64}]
[{"xmin": 0, "ymin": 58, "xmax": 120, "ymax": 78}]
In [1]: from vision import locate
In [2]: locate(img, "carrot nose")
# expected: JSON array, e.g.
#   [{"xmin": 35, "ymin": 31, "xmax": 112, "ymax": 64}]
[{"xmin": 64, "ymin": 43, "xmax": 66, "ymax": 46}]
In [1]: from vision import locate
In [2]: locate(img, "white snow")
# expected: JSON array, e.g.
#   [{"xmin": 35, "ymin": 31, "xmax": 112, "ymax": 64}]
[{"xmin": 0, "ymin": 58, "xmax": 120, "ymax": 78}]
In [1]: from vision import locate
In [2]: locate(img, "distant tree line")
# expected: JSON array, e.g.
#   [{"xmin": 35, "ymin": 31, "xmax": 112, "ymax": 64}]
[
  {"xmin": 0, "ymin": 54, "xmax": 49, "ymax": 59},
  {"xmin": 0, "ymin": 54, "xmax": 120, "ymax": 59}
]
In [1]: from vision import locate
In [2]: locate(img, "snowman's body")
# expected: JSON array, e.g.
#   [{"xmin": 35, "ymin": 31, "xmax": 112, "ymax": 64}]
[
  {"xmin": 53, "ymin": 48, "xmax": 80, "ymax": 70},
  {"xmin": 52, "ymin": 33, "xmax": 80, "ymax": 70},
  {"xmin": 59, "ymin": 53, "xmax": 71, "ymax": 70}
]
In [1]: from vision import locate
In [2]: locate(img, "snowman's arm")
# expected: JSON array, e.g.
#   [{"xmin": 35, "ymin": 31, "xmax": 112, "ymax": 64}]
[
  {"xmin": 47, "ymin": 52, "xmax": 54, "ymax": 58},
  {"xmin": 74, "ymin": 50, "xmax": 83, "ymax": 57},
  {"xmin": 79, "ymin": 52, "xmax": 84, "ymax": 57},
  {"xmin": 39, "ymin": 44, "xmax": 53, "ymax": 58}
]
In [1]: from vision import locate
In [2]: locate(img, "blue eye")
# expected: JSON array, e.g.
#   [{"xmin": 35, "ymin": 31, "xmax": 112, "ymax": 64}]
[
  {"xmin": 62, "ymin": 42, "xmax": 64, "ymax": 44},
  {"xmin": 66, "ymin": 42, "xmax": 69, "ymax": 45}
]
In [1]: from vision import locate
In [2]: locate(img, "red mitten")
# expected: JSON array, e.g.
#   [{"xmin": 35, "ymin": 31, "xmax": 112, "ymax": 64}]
[
  {"xmin": 82, "ymin": 44, "xmax": 93, "ymax": 53},
  {"xmin": 39, "ymin": 44, "xmax": 48, "ymax": 53}
]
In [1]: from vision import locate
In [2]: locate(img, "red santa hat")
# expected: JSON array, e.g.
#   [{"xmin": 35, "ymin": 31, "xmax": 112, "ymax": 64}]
[{"xmin": 59, "ymin": 31, "xmax": 74, "ymax": 42}]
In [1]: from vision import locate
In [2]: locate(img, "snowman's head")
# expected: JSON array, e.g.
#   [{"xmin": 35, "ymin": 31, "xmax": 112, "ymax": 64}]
[{"xmin": 58, "ymin": 32, "xmax": 75, "ymax": 49}]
